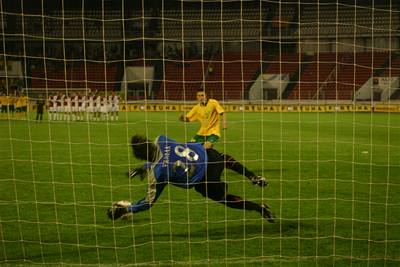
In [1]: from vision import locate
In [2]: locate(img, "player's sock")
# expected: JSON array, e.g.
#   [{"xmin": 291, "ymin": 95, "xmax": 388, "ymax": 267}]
[
  {"xmin": 224, "ymin": 154, "xmax": 267, "ymax": 186},
  {"xmin": 260, "ymin": 204, "xmax": 275, "ymax": 223},
  {"xmin": 225, "ymin": 194, "xmax": 262, "ymax": 212},
  {"xmin": 249, "ymin": 175, "xmax": 268, "ymax": 187}
]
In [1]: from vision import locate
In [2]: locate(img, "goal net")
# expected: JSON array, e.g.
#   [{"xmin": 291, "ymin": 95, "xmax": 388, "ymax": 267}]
[{"xmin": 1, "ymin": 0, "xmax": 399, "ymax": 266}]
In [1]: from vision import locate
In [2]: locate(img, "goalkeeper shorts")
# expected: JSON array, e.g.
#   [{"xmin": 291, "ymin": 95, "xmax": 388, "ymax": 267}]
[{"xmin": 194, "ymin": 148, "xmax": 226, "ymax": 200}]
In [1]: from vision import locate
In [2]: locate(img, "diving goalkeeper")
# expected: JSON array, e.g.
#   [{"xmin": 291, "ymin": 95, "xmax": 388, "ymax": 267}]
[{"xmin": 107, "ymin": 135, "xmax": 275, "ymax": 222}]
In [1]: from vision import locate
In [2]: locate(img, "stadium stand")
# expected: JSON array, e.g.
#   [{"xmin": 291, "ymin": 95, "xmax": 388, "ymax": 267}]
[
  {"xmin": 160, "ymin": 7, "xmax": 266, "ymax": 41},
  {"xmin": 28, "ymin": 50, "xmax": 393, "ymax": 101},
  {"xmin": 205, "ymin": 52, "xmax": 263, "ymax": 100},
  {"xmin": 288, "ymin": 52, "xmax": 389, "ymax": 100},
  {"xmin": 264, "ymin": 53, "xmax": 303, "ymax": 76},
  {"xmin": 378, "ymin": 54, "xmax": 400, "ymax": 77},
  {"xmin": 376, "ymin": 54, "xmax": 400, "ymax": 100},
  {"xmin": 297, "ymin": 4, "xmax": 398, "ymax": 38},
  {"xmin": 156, "ymin": 60, "xmax": 204, "ymax": 100},
  {"xmin": 31, "ymin": 63, "xmax": 117, "ymax": 92},
  {"xmin": 288, "ymin": 53, "xmax": 341, "ymax": 100},
  {"xmin": 156, "ymin": 52, "xmax": 263, "ymax": 100},
  {"xmin": 9, "ymin": 3, "xmax": 398, "ymax": 102}
]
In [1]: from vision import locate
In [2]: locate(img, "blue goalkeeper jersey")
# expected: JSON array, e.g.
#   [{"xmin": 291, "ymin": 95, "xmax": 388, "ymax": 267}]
[
  {"xmin": 151, "ymin": 135, "xmax": 207, "ymax": 187},
  {"xmin": 128, "ymin": 136, "xmax": 207, "ymax": 214}
]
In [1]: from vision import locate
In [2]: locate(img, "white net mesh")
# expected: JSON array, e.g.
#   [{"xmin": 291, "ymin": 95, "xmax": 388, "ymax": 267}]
[{"xmin": 0, "ymin": 0, "xmax": 399, "ymax": 265}]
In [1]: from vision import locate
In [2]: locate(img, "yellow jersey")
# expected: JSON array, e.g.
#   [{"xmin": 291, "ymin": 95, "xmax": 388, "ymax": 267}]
[
  {"xmin": 20, "ymin": 96, "xmax": 28, "ymax": 107},
  {"xmin": 15, "ymin": 96, "xmax": 23, "ymax": 108},
  {"xmin": 6, "ymin": 96, "xmax": 14, "ymax": 106},
  {"xmin": 186, "ymin": 99, "xmax": 225, "ymax": 137},
  {"xmin": 0, "ymin": 95, "xmax": 6, "ymax": 106}
]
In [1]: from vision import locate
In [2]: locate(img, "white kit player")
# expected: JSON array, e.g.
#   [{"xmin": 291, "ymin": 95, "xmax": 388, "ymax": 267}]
[
  {"xmin": 48, "ymin": 94, "xmax": 57, "ymax": 121},
  {"xmin": 100, "ymin": 94, "xmax": 109, "ymax": 121},
  {"xmin": 109, "ymin": 91, "xmax": 119, "ymax": 121},
  {"xmin": 64, "ymin": 94, "xmax": 72, "ymax": 121},
  {"xmin": 79, "ymin": 93, "xmax": 87, "ymax": 121},
  {"xmin": 57, "ymin": 93, "xmax": 65, "ymax": 121},
  {"xmin": 94, "ymin": 93, "xmax": 101, "ymax": 121},
  {"xmin": 87, "ymin": 93, "xmax": 95, "ymax": 121},
  {"xmin": 72, "ymin": 93, "xmax": 79, "ymax": 121}
]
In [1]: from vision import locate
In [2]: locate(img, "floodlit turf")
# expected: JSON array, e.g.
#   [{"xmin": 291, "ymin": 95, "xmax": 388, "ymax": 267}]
[{"xmin": 1, "ymin": 111, "xmax": 399, "ymax": 266}]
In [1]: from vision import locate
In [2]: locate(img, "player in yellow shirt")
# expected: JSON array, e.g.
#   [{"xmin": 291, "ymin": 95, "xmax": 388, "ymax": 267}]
[
  {"xmin": 15, "ymin": 93, "xmax": 28, "ymax": 119},
  {"xmin": 179, "ymin": 90, "xmax": 227, "ymax": 149},
  {"xmin": 15, "ymin": 94, "xmax": 22, "ymax": 119},
  {"xmin": 7, "ymin": 94, "xmax": 16, "ymax": 119},
  {"xmin": 19, "ymin": 93, "xmax": 29, "ymax": 120},
  {"xmin": 0, "ymin": 93, "xmax": 7, "ymax": 119}
]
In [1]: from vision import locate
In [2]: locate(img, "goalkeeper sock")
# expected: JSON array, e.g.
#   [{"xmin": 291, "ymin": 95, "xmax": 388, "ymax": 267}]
[
  {"xmin": 224, "ymin": 154, "xmax": 256, "ymax": 178},
  {"xmin": 225, "ymin": 194, "xmax": 262, "ymax": 212}
]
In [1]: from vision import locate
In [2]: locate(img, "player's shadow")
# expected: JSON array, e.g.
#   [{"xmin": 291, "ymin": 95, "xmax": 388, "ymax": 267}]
[
  {"xmin": 247, "ymin": 168, "xmax": 290, "ymax": 177},
  {"xmin": 130, "ymin": 219, "xmax": 305, "ymax": 241},
  {"xmin": 192, "ymin": 220, "xmax": 304, "ymax": 240}
]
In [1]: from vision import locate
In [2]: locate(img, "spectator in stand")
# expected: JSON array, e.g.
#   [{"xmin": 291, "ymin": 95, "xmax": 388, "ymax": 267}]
[{"xmin": 207, "ymin": 66, "xmax": 214, "ymax": 76}]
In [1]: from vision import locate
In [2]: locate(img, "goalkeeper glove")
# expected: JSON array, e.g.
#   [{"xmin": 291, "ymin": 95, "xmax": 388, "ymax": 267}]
[{"xmin": 107, "ymin": 201, "xmax": 130, "ymax": 220}]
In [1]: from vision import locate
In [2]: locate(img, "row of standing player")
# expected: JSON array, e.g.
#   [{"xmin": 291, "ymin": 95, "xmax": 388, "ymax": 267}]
[
  {"xmin": 48, "ymin": 91, "xmax": 120, "ymax": 121},
  {"xmin": 0, "ymin": 92, "xmax": 29, "ymax": 120}
]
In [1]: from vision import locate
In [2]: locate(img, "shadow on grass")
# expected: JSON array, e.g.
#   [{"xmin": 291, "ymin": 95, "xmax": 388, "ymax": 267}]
[{"xmin": 128, "ymin": 218, "xmax": 306, "ymax": 242}]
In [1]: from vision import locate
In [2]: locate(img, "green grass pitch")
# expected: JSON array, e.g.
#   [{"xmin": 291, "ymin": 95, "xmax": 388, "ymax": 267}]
[{"xmin": 0, "ymin": 111, "xmax": 399, "ymax": 266}]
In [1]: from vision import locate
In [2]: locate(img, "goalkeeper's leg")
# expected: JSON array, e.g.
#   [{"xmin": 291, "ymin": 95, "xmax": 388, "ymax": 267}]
[
  {"xmin": 225, "ymin": 194, "xmax": 275, "ymax": 223},
  {"xmin": 194, "ymin": 181, "xmax": 275, "ymax": 222},
  {"xmin": 223, "ymin": 153, "xmax": 268, "ymax": 187}
]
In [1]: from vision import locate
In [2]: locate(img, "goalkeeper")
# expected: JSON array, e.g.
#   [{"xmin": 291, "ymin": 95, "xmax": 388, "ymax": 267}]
[{"xmin": 107, "ymin": 135, "xmax": 274, "ymax": 222}]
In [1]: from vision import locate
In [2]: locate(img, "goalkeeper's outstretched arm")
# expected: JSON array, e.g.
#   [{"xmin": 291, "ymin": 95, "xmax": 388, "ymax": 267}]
[
  {"xmin": 107, "ymin": 179, "xmax": 166, "ymax": 220},
  {"xmin": 130, "ymin": 182, "xmax": 166, "ymax": 213}
]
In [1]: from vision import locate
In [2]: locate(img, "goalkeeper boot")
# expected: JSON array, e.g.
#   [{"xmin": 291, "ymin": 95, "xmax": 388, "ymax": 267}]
[
  {"xmin": 107, "ymin": 205, "xmax": 129, "ymax": 220},
  {"xmin": 250, "ymin": 175, "xmax": 268, "ymax": 187},
  {"xmin": 260, "ymin": 204, "xmax": 275, "ymax": 223}
]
